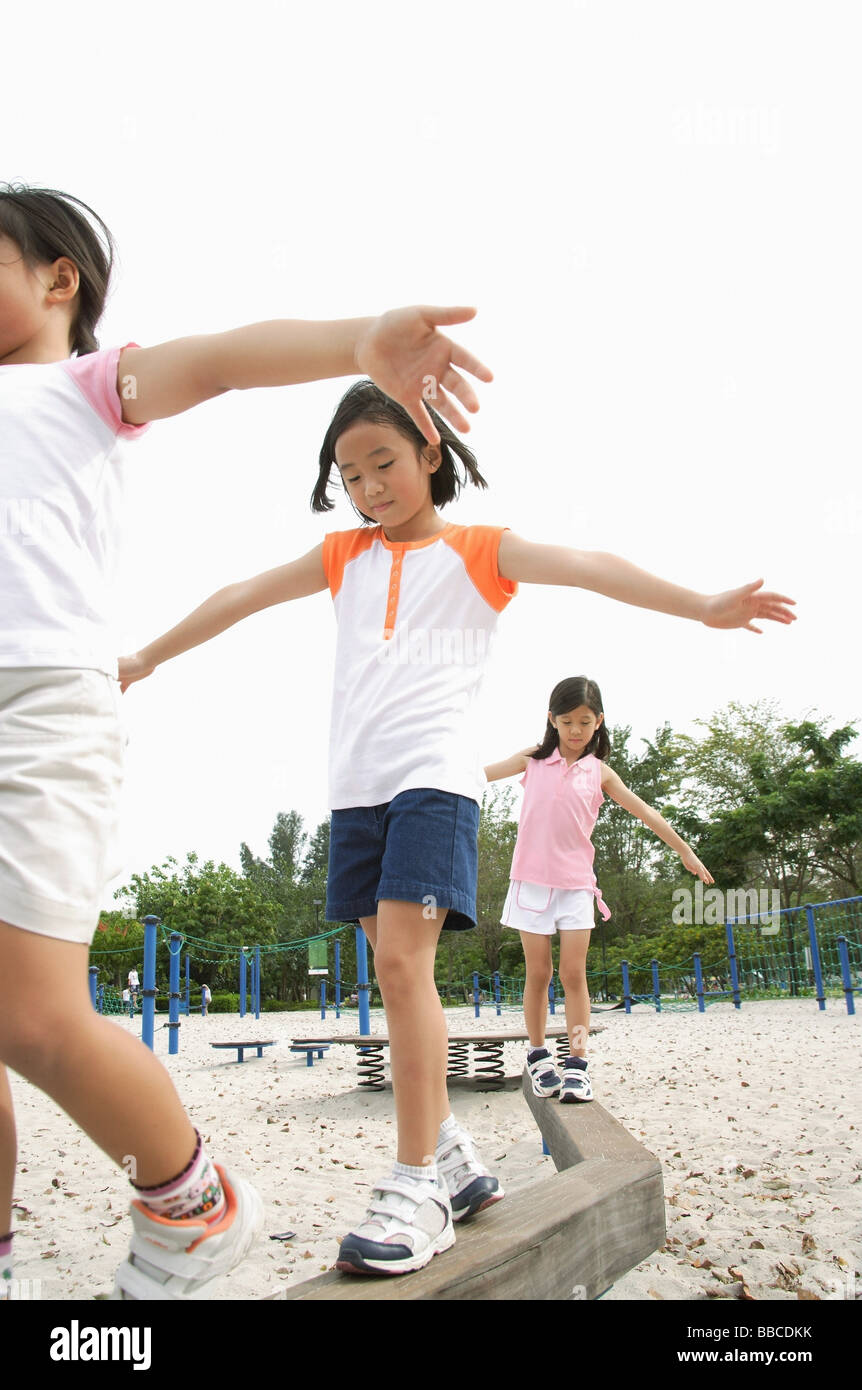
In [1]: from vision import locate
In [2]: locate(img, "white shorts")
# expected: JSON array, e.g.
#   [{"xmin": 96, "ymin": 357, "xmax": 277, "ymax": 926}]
[
  {"xmin": 0, "ymin": 668, "xmax": 126, "ymax": 945},
  {"xmin": 501, "ymin": 880, "xmax": 595, "ymax": 935}
]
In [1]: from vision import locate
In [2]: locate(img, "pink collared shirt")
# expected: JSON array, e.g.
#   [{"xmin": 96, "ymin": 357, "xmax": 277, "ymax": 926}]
[{"xmin": 508, "ymin": 749, "xmax": 611, "ymax": 920}]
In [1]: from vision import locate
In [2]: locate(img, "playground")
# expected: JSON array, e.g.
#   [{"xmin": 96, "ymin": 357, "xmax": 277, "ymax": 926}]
[{"xmin": 5, "ymin": 992, "xmax": 860, "ymax": 1301}]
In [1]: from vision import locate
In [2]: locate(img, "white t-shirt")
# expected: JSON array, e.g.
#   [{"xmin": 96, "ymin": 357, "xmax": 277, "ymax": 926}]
[
  {"xmin": 128, "ymin": 969, "xmax": 139, "ymax": 989},
  {"xmin": 321, "ymin": 523, "xmax": 517, "ymax": 809},
  {"xmin": 0, "ymin": 345, "xmax": 149, "ymax": 676}
]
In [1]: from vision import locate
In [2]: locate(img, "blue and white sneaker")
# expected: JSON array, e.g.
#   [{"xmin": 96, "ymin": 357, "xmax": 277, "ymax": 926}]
[
  {"xmin": 336, "ymin": 1173, "xmax": 455, "ymax": 1276},
  {"xmin": 526, "ymin": 1047, "xmax": 563, "ymax": 1098},
  {"xmin": 436, "ymin": 1127, "xmax": 505, "ymax": 1223},
  {"xmin": 559, "ymin": 1058, "xmax": 593, "ymax": 1103}
]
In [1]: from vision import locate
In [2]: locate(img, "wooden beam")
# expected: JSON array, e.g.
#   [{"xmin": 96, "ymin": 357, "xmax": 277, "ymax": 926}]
[{"xmin": 280, "ymin": 1073, "xmax": 665, "ymax": 1301}]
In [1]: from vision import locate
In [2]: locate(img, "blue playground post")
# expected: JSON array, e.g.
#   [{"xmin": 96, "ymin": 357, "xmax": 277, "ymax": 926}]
[
  {"xmin": 548, "ymin": 978, "xmax": 556, "ymax": 1016},
  {"xmin": 88, "ymin": 966, "xmax": 98, "ymax": 1010},
  {"xmin": 239, "ymin": 947, "xmax": 247, "ymax": 1020},
  {"xmin": 651, "ymin": 959, "xmax": 661, "ymax": 1013},
  {"xmin": 97, "ymin": 982, "xmax": 105, "ymax": 1014},
  {"xmin": 837, "ymin": 936, "xmax": 856, "ymax": 1016},
  {"xmin": 355, "ymin": 926, "xmax": 371, "ymax": 1035},
  {"xmin": 472, "ymin": 972, "xmax": 480, "ymax": 1018},
  {"xmin": 621, "ymin": 960, "xmax": 632, "ymax": 1014},
  {"xmin": 493, "ymin": 971, "xmax": 501, "ymax": 1017},
  {"xmin": 335, "ymin": 940, "xmax": 341, "ymax": 1019},
  {"xmin": 541, "ymin": 1139, "xmax": 551, "ymax": 1156},
  {"xmin": 804, "ymin": 906, "xmax": 826, "ymax": 1012},
  {"xmin": 725, "ymin": 921, "xmax": 742, "ymax": 1009},
  {"xmin": 142, "ymin": 915, "xmax": 159, "ymax": 1051},
  {"xmin": 254, "ymin": 944, "xmax": 261, "ymax": 1021},
  {"xmin": 183, "ymin": 953, "xmax": 190, "ymax": 1016},
  {"xmin": 693, "ymin": 953, "xmax": 705, "ymax": 1013},
  {"xmin": 168, "ymin": 932, "xmax": 181, "ymax": 1055},
  {"xmin": 320, "ymin": 979, "xmax": 327, "ymax": 1019}
]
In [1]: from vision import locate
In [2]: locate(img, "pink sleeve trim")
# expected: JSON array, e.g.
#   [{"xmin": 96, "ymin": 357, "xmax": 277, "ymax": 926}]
[{"xmin": 61, "ymin": 344, "xmax": 151, "ymax": 440}]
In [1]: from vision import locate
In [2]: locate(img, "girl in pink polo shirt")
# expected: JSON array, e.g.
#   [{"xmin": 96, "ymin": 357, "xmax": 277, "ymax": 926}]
[{"xmin": 485, "ymin": 676, "xmax": 714, "ymax": 1103}]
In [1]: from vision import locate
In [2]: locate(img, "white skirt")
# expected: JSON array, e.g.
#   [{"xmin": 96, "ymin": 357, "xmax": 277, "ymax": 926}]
[
  {"xmin": 0, "ymin": 668, "xmax": 125, "ymax": 944},
  {"xmin": 501, "ymin": 880, "xmax": 595, "ymax": 935}
]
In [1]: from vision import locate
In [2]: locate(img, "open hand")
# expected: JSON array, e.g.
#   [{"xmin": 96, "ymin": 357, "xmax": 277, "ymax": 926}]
[
  {"xmin": 354, "ymin": 306, "xmax": 493, "ymax": 443},
  {"xmin": 118, "ymin": 653, "xmax": 155, "ymax": 693},
  {"xmin": 702, "ymin": 579, "xmax": 796, "ymax": 634},
  {"xmin": 680, "ymin": 848, "xmax": 714, "ymax": 884}
]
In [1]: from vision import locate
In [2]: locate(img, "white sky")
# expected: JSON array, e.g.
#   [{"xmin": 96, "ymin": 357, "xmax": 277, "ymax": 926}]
[{"xmin": 6, "ymin": 1, "xmax": 860, "ymax": 897}]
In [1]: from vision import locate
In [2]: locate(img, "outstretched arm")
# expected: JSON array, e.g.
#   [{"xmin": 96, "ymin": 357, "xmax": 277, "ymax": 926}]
[
  {"xmin": 601, "ymin": 765, "xmax": 713, "ymax": 883},
  {"xmin": 484, "ymin": 746, "xmax": 540, "ymax": 782},
  {"xmin": 497, "ymin": 534, "xmax": 796, "ymax": 634},
  {"xmin": 118, "ymin": 306, "xmax": 492, "ymax": 443},
  {"xmin": 119, "ymin": 544, "xmax": 327, "ymax": 691}
]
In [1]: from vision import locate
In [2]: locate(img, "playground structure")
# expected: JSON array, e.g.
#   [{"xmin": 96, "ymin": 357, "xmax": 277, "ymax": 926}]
[
  {"xmin": 86, "ymin": 895, "xmax": 862, "ymax": 1057},
  {"xmin": 282, "ymin": 1073, "xmax": 665, "ymax": 1301}
]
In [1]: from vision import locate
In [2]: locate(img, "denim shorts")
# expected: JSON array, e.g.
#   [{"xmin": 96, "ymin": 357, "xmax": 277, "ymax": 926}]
[{"xmin": 326, "ymin": 788, "xmax": 480, "ymax": 933}]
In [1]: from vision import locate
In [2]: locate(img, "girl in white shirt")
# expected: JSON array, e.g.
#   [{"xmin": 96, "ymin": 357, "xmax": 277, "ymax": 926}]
[{"xmin": 0, "ymin": 181, "xmax": 492, "ymax": 1300}]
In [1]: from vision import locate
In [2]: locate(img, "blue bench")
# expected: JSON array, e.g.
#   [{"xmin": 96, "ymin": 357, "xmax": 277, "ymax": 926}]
[
  {"xmin": 289, "ymin": 1042, "xmax": 331, "ymax": 1067},
  {"xmin": 211, "ymin": 1040, "xmax": 275, "ymax": 1064}
]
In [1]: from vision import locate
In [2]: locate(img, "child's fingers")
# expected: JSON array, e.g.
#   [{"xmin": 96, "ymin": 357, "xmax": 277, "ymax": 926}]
[
  {"xmin": 420, "ymin": 304, "xmax": 479, "ymax": 328},
  {"xmin": 430, "ymin": 384, "xmax": 472, "ymax": 435},
  {"xmin": 404, "ymin": 397, "xmax": 440, "ymax": 445},
  {"xmin": 447, "ymin": 340, "xmax": 494, "ymax": 385}
]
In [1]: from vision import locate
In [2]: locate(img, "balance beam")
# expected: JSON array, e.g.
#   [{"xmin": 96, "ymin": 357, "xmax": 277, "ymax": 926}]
[{"xmin": 281, "ymin": 1071, "xmax": 664, "ymax": 1301}]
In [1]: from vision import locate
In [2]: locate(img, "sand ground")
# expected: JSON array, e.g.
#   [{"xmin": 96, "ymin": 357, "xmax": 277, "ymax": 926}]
[{"xmin": 5, "ymin": 999, "xmax": 861, "ymax": 1301}]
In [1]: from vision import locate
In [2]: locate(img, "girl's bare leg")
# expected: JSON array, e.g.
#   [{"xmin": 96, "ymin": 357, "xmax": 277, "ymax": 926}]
[
  {"xmin": 558, "ymin": 928, "xmax": 592, "ymax": 1056},
  {"xmin": 0, "ymin": 922, "xmax": 197, "ymax": 1186},
  {"xmin": 0, "ymin": 1064, "xmax": 15, "ymax": 1236},
  {"xmin": 519, "ymin": 930, "xmax": 553, "ymax": 1048},
  {"xmin": 360, "ymin": 902, "xmax": 448, "ymax": 1165}
]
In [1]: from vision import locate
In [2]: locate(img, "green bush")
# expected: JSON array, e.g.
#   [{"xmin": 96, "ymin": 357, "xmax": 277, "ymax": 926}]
[{"xmin": 210, "ymin": 993, "xmax": 241, "ymax": 1014}]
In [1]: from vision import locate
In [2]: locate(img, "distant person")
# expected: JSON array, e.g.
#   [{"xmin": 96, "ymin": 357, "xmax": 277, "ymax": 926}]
[
  {"xmin": 127, "ymin": 967, "xmax": 140, "ymax": 1008},
  {"xmin": 486, "ymin": 676, "xmax": 714, "ymax": 1104},
  {"xmin": 201, "ymin": 985, "xmax": 212, "ymax": 1018}
]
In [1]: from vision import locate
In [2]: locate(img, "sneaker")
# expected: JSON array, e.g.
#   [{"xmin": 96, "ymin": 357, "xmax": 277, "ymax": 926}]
[
  {"xmin": 436, "ymin": 1126, "xmax": 505, "ymax": 1222},
  {"xmin": 336, "ymin": 1174, "xmax": 455, "ymax": 1275},
  {"xmin": 526, "ymin": 1047, "xmax": 563, "ymax": 1099},
  {"xmin": 112, "ymin": 1165, "xmax": 263, "ymax": 1299},
  {"xmin": 559, "ymin": 1059, "xmax": 593, "ymax": 1103}
]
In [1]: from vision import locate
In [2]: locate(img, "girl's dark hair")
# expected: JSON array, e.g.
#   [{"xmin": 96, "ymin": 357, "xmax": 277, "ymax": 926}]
[
  {"xmin": 532, "ymin": 676, "xmax": 611, "ymax": 762},
  {"xmin": 311, "ymin": 379, "xmax": 488, "ymax": 521},
  {"xmin": 0, "ymin": 184, "xmax": 115, "ymax": 357}
]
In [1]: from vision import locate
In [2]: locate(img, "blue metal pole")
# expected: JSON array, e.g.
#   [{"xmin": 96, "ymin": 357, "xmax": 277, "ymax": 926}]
[
  {"xmin": 320, "ymin": 979, "xmax": 326, "ymax": 1019},
  {"xmin": 694, "ymin": 953, "xmax": 705, "ymax": 1013},
  {"xmin": 548, "ymin": 978, "xmax": 556, "ymax": 1016},
  {"xmin": 493, "ymin": 971, "xmax": 501, "ymax": 1017},
  {"xmin": 355, "ymin": 927, "xmax": 371, "ymax": 1035},
  {"xmin": 804, "ymin": 905, "xmax": 826, "ymax": 1012},
  {"xmin": 239, "ymin": 948, "xmax": 247, "ymax": 1020},
  {"xmin": 97, "ymin": 982, "xmax": 104, "ymax": 1015},
  {"xmin": 335, "ymin": 940, "xmax": 341, "ymax": 1019},
  {"xmin": 254, "ymin": 945, "xmax": 261, "ymax": 1021},
  {"xmin": 725, "ymin": 921, "xmax": 741, "ymax": 1009},
  {"xmin": 168, "ymin": 932, "xmax": 181, "ymax": 1055},
  {"xmin": 651, "ymin": 959, "xmax": 661, "ymax": 1013},
  {"xmin": 837, "ymin": 936, "xmax": 856, "ymax": 1016},
  {"xmin": 142, "ymin": 915, "xmax": 158, "ymax": 1051},
  {"xmin": 88, "ymin": 965, "xmax": 98, "ymax": 1010},
  {"xmin": 472, "ymin": 971, "xmax": 480, "ymax": 1018},
  {"xmin": 621, "ymin": 960, "xmax": 631, "ymax": 1014},
  {"xmin": 184, "ymin": 953, "xmax": 190, "ymax": 1016}
]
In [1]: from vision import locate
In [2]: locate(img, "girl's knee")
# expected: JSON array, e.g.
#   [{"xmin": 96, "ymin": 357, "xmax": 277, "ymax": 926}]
[{"xmin": 559, "ymin": 967, "xmax": 587, "ymax": 993}]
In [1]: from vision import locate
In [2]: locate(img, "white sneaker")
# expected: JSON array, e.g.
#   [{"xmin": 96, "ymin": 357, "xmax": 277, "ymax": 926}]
[
  {"xmin": 336, "ymin": 1173, "xmax": 455, "ymax": 1275},
  {"xmin": 526, "ymin": 1047, "xmax": 563, "ymax": 1098},
  {"xmin": 436, "ymin": 1127, "xmax": 505, "ymax": 1223},
  {"xmin": 560, "ymin": 1060, "xmax": 593, "ymax": 1103},
  {"xmin": 112, "ymin": 1165, "xmax": 263, "ymax": 1299}
]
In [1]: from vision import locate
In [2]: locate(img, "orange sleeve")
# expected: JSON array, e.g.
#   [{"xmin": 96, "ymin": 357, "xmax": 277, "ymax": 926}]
[
  {"xmin": 322, "ymin": 527, "xmax": 377, "ymax": 599},
  {"xmin": 443, "ymin": 525, "xmax": 518, "ymax": 613}
]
